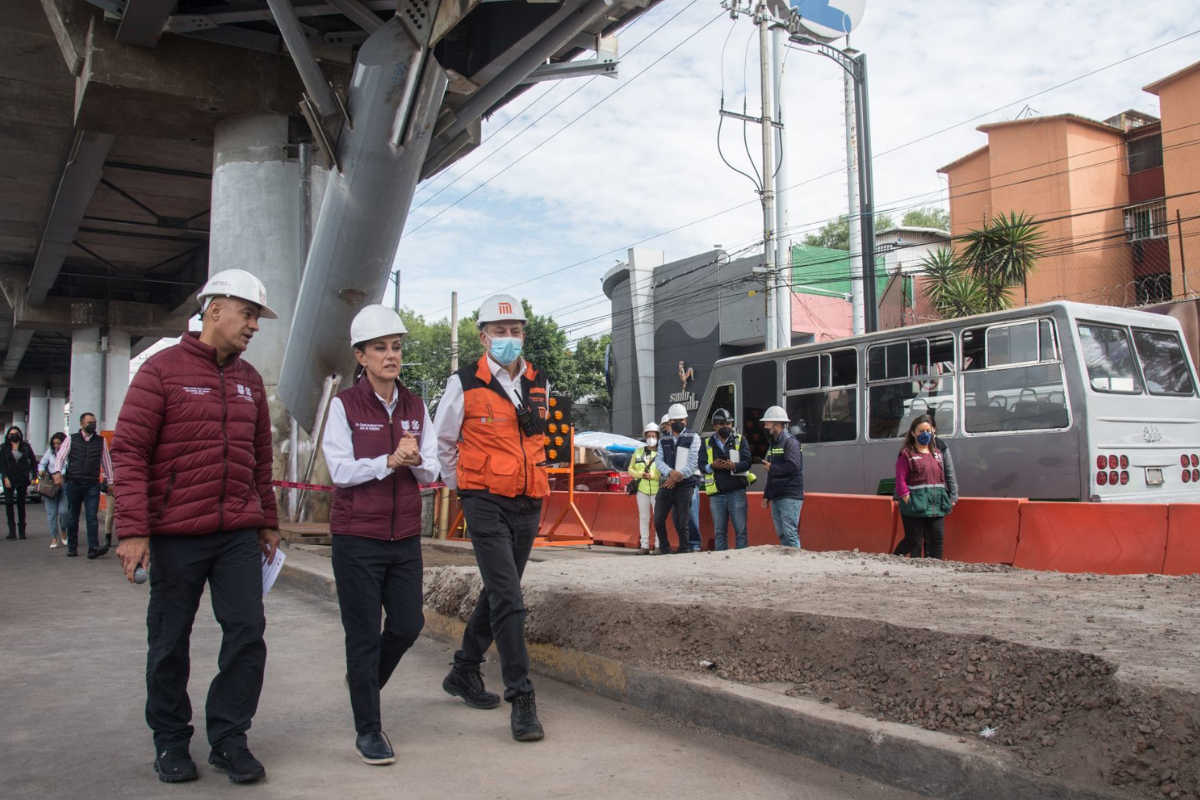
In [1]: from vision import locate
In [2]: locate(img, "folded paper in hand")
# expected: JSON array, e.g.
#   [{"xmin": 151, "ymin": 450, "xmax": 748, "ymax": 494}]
[{"xmin": 262, "ymin": 549, "xmax": 285, "ymax": 596}]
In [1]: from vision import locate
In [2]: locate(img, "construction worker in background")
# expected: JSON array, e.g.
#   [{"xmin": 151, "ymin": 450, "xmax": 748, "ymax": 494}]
[
  {"xmin": 112, "ymin": 268, "xmax": 280, "ymax": 784},
  {"xmin": 699, "ymin": 408, "xmax": 755, "ymax": 550},
  {"xmin": 322, "ymin": 305, "xmax": 440, "ymax": 766},
  {"xmin": 659, "ymin": 414, "xmax": 671, "ymax": 439},
  {"xmin": 627, "ymin": 422, "xmax": 661, "ymax": 555},
  {"xmin": 655, "ymin": 403, "xmax": 702, "ymax": 554},
  {"xmin": 659, "ymin": 411, "xmax": 699, "ymax": 542},
  {"xmin": 761, "ymin": 405, "xmax": 804, "ymax": 548},
  {"xmin": 434, "ymin": 293, "xmax": 549, "ymax": 742}
]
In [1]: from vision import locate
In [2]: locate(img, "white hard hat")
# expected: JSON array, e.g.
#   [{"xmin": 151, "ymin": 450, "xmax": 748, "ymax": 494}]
[
  {"xmin": 198, "ymin": 269, "xmax": 278, "ymax": 320},
  {"xmin": 644, "ymin": 421, "xmax": 659, "ymax": 435},
  {"xmin": 667, "ymin": 403, "xmax": 688, "ymax": 420},
  {"xmin": 350, "ymin": 304, "xmax": 407, "ymax": 347},
  {"xmin": 660, "ymin": 414, "xmax": 670, "ymax": 425},
  {"xmin": 476, "ymin": 293, "xmax": 527, "ymax": 327},
  {"xmin": 762, "ymin": 405, "xmax": 790, "ymax": 423}
]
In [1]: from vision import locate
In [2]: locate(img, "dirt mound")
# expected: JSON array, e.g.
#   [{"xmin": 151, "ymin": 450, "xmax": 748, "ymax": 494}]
[{"xmin": 424, "ymin": 549, "xmax": 1200, "ymax": 798}]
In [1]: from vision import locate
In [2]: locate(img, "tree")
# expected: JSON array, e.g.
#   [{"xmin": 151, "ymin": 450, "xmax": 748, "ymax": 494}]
[
  {"xmin": 920, "ymin": 211, "xmax": 1045, "ymax": 318},
  {"xmin": 558, "ymin": 334, "xmax": 611, "ymax": 407},
  {"xmin": 901, "ymin": 206, "xmax": 950, "ymax": 230},
  {"xmin": 802, "ymin": 213, "xmax": 895, "ymax": 250}
]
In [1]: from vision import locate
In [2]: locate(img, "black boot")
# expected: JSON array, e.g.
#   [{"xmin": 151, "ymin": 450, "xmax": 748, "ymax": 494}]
[
  {"xmin": 208, "ymin": 743, "xmax": 266, "ymax": 783},
  {"xmin": 18, "ymin": 524, "xmax": 26, "ymax": 540},
  {"xmin": 4, "ymin": 524, "xmax": 13, "ymax": 540},
  {"xmin": 443, "ymin": 665, "xmax": 501, "ymax": 709},
  {"xmin": 510, "ymin": 693, "xmax": 545, "ymax": 742},
  {"xmin": 153, "ymin": 748, "xmax": 199, "ymax": 783}
]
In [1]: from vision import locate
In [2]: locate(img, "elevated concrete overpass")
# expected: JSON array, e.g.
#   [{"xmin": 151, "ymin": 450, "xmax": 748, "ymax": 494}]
[{"xmin": 0, "ymin": 0, "xmax": 656, "ymax": 468}]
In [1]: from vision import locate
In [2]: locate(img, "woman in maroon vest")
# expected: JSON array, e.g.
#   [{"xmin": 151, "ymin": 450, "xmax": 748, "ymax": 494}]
[{"xmin": 322, "ymin": 304, "xmax": 440, "ymax": 766}]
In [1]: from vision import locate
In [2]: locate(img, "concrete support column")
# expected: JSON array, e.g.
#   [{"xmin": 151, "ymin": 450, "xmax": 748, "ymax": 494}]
[
  {"xmin": 209, "ymin": 114, "xmax": 330, "ymax": 519},
  {"xmin": 48, "ymin": 395, "xmax": 68, "ymax": 441},
  {"xmin": 69, "ymin": 327, "xmax": 131, "ymax": 431},
  {"xmin": 27, "ymin": 387, "xmax": 50, "ymax": 454}
]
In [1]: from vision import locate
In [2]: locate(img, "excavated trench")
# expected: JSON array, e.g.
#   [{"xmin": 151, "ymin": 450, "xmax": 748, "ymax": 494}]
[{"xmin": 424, "ymin": 551, "xmax": 1200, "ymax": 799}]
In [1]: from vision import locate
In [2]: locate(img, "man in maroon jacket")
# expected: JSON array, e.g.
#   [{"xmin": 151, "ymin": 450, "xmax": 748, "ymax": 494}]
[{"xmin": 113, "ymin": 269, "xmax": 280, "ymax": 785}]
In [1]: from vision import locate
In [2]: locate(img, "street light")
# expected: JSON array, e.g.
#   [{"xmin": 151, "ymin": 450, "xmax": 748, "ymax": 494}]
[{"xmin": 786, "ymin": 37, "xmax": 879, "ymax": 333}]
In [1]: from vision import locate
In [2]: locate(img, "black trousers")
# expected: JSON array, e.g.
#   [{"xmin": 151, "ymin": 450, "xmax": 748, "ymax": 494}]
[
  {"xmin": 894, "ymin": 515, "xmax": 945, "ymax": 559},
  {"xmin": 145, "ymin": 528, "xmax": 266, "ymax": 752},
  {"xmin": 5, "ymin": 485, "xmax": 27, "ymax": 530},
  {"xmin": 454, "ymin": 492, "xmax": 541, "ymax": 702},
  {"xmin": 654, "ymin": 484, "xmax": 696, "ymax": 552},
  {"xmin": 331, "ymin": 533, "xmax": 424, "ymax": 735}
]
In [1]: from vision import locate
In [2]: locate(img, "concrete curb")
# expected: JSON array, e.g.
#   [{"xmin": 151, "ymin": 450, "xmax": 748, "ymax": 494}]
[{"xmin": 282, "ymin": 551, "xmax": 1125, "ymax": 800}]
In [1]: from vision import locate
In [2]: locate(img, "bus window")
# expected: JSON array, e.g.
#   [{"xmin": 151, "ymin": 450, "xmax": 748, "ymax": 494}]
[
  {"xmin": 987, "ymin": 321, "xmax": 1039, "ymax": 367},
  {"xmin": 741, "ymin": 361, "xmax": 778, "ymax": 460},
  {"xmin": 868, "ymin": 342, "xmax": 907, "ymax": 382},
  {"xmin": 868, "ymin": 379, "xmax": 955, "ymax": 439},
  {"xmin": 787, "ymin": 348, "xmax": 858, "ymax": 444},
  {"xmin": 786, "ymin": 356, "xmax": 819, "ymax": 392},
  {"xmin": 701, "ymin": 383, "xmax": 737, "ymax": 432},
  {"xmin": 1132, "ymin": 329, "xmax": 1196, "ymax": 396},
  {"xmin": 909, "ymin": 340, "xmax": 929, "ymax": 375},
  {"xmin": 962, "ymin": 327, "xmax": 985, "ymax": 371},
  {"xmin": 1039, "ymin": 319, "xmax": 1058, "ymax": 362},
  {"xmin": 1078, "ymin": 323, "xmax": 1143, "ymax": 394},
  {"xmin": 929, "ymin": 335, "xmax": 954, "ymax": 375},
  {"xmin": 964, "ymin": 363, "xmax": 1068, "ymax": 432}
]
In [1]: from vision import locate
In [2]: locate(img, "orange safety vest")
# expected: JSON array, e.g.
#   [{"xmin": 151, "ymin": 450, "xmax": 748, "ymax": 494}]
[{"xmin": 456, "ymin": 355, "xmax": 551, "ymax": 499}]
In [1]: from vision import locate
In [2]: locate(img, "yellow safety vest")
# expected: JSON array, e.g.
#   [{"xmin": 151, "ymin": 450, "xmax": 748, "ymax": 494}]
[
  {"xmin": 704, "ymin": 434, "xmax": 757, "ymax": 495},
  {"xmin": 628, "ymin": 446, "xmax": 660, "ymax": 495}
]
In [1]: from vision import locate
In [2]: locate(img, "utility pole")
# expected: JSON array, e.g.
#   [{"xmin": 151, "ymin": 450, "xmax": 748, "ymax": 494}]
[
  {"xmin": 449, "ymin": 290, "xmax": 459, "ymax": 371},
  {"xmin": 844, "ymin": 44, "xmax": 864, "ymax": 335},
  {"xmin": 392, "ymin": 269, "xmax": 401, "ymax": 311},
  {"xmin": 758, "ymin": 2, "xmax": 777, "ymax": 351},
  {"xmin": 854, "ymin": 51, "xmax": 879, "ymax": 333},
  {"xmin": 772, "ymin": 23, "xmax": 791, "ymax": 349}
]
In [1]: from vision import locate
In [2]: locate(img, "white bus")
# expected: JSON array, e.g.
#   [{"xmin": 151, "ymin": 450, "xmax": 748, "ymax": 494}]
[{"xmin": 693, "ymin": 302, "xmax": 1200, "ymax": 502}]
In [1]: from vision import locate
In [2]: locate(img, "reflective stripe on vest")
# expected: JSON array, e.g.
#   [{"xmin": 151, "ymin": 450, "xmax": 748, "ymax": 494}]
[{"xmin": 704, "ymin": 434, "xmax": 757, "ymax": 495}]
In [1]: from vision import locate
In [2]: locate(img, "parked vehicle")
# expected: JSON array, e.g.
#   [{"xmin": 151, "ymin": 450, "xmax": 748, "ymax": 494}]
[{"xmin": 693, "ymin": 302, "xmax": 1200, "ymax": 502}]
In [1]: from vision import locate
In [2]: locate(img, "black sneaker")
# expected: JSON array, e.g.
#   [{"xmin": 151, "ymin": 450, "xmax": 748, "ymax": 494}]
[
  {"xmin": 354, "ymin": 731, "xmax": 396, "ymax": 766},
  {"xmin": 67, "ymin": 549, "xmax": 78, "ymax": 557},
  {"xmin": 208, "ymin": 744, "xmax": 266, "ymax": 783},
  {"xmin": 153, "ymin": 748, "xmax": 198, "ymax": 783},
  {"xmin": 443, "ymin": 666, "xmax": 501, "ymax": 709},
  {"xmin": 510, "ymin": 693, "xmax": 545, "ymax": 742}
]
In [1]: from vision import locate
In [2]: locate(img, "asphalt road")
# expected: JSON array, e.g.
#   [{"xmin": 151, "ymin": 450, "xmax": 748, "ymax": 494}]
[{"xmin": 0, "ymin": 513, "xmax": 919, "ymax": 800}]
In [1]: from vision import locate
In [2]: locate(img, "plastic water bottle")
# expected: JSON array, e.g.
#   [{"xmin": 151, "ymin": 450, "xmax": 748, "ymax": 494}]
[{"xmin": 134, "ymin": 566, "xmax": 148, "ymax": 585}]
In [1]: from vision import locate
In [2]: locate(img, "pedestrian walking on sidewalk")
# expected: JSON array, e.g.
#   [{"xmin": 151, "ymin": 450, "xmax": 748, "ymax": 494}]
[
  {"xmin": 38, "ymin": 432, "xmax": 69, "ymax": 548},
  {"xmin": 655, "ymin": 403, "xmax": 702, "ymax": 554},
  {"xmin": 700, "ymin": 409, "xmax": 755, "ymax": 551},
  {"xmin": 50, "ymin": 412, "xmax": 114, "ymax": 559},
  {"xmin": 627, "ymin": 422, "xmax": 661, "ymax": 555},
  {"xmin": 111, "ymin": 269, "xmax": 280, "ymax": 785},
  {"xmin": 323, "ymin": 305, "xmax": 439, "ymax": 767},
  {"xmin": 2, "ymin": 426, "xmax": 37, "ymax": 540},
  {"xmin": 761, "ymin": 406, "xmax": 803, "ymax": 548},
  {"xmin": 893, "ymin": 415, "xmax": 953, "ymax": 560},
  {"xmin": 434, "ymin": 293, "xmax": 549, "ymax": 743}
]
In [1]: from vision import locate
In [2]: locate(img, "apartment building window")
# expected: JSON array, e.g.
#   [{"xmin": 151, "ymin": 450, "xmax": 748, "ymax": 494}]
[
  {"xmin": 1127, "ymin": 133, "xmax": 1163, "ymax": 174},
  {"xmin": 1125, "ymin": 201, "xmax": 1168, "ymax": 241}
]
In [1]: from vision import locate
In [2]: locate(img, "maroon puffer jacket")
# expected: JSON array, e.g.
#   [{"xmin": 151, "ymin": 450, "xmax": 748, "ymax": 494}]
[{"xmin": 112, "ymin": 332, "xmax": 278, "ymax": 538}]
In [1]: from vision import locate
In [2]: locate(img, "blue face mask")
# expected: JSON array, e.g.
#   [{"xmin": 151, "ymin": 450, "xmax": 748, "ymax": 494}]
[
  {"xmin": 487, "ymin": 335, "xmax": 523, "ymax": 366},
  {"xmin": 916, "ymin": 431, "xmax": 933, "ymax": 446}
]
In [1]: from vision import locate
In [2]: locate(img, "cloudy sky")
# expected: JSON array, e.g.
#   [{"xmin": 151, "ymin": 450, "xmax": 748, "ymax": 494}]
[{"xmin": 392, "ymin": 0, "xmax": 1200, "ymax": 345}]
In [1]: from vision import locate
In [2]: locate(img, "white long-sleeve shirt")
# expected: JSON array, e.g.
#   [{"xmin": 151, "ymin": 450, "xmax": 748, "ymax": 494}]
[
  {"xmin": 322, "ymin": 389, "xmax": 440, "ymax": 489},
  {"xmin": 53, "ymin": 431, "xmax": 115, "ymax": 482},
  {"xmin": 656, "ymin": 428, "xmax": 701, "ymax": 481},
  {"xmin": 434, "ymin": 356, "xmax": 546, "ymax": 491}
]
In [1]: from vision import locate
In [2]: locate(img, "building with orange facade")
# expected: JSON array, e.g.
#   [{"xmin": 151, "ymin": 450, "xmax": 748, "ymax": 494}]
[{"xmin": 938, "ymin": 58, "xmax": 1200, "ymax": 310}]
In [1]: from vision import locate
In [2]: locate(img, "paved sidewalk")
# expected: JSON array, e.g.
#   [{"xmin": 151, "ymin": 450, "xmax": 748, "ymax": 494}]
[{"xmin": 0, "ymin": 516, "xmax": 916, "ymax": 799}]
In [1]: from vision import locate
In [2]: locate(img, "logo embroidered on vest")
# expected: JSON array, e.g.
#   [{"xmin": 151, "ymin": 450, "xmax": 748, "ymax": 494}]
[
  {"xmin": 236, "ymin": 384, "xmax": 254, "ymax": 402},
  {"xmin": 400, "ymin": 419, "xmax": 422, "ymax": 433}
]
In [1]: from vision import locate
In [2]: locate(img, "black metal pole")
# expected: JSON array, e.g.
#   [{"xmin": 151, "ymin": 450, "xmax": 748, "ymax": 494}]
[{"xmin": 854, "ymin": 53, "xmax": 878, "ymax": 333}]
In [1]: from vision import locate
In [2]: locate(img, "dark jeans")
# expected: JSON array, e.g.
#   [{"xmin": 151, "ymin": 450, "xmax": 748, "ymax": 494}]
[
  {"xmin": 145, "ymin": 528, "xmax": 266, "ymax": 752},
  {"xmin": 654, "ymin": 484, "xmax": 698, "ymax": 552},
  {"xmin": 65, "ymin": 481, "xmax": 101, "ymax": 551},
  {"xmin": 894, "ymin": 515, "xmax": 945, "ymax": 559},
  {"xmin": 454, "ymin": 492, "xmax": 541, "ymax": 702},
  {"xmin": 331, "ymin": 533, "xmax": 424, "ymax": 734},
  {"xmin": 5, "ymin": 485, "xmax": 27, "ymax": 530}
]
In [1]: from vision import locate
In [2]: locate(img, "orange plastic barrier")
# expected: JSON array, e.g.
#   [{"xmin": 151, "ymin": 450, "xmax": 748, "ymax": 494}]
[
  {"xmin": 743, "ymin": 497, "xmax": 777, "ymax": 547},
  {"xmin": 1013, "ymin": 503, "xmax": 1168, "ymax": 574},
  {"xmin": 942, "ymin": 498, "xmax": 1023, "ymax": 565},
  {"xmin": 589, "ymin": 492, "xmax": 642, "ymax": 548},
  {"xmin": 537, "ymin": 491, "xmax": 599, "ymax": 540},
  {"xmin": 1164, "ymin": 504, "xmax": 1200, "ymax": 576},
  {"xmin": 798, "ymin": 493, "xmax": 897, "ymax": 554}
]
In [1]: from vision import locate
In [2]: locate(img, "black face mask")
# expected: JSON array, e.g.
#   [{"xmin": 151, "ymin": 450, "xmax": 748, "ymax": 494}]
[
  {"xmin": 670, "ymin": 421, "xmax": 685, "ymax": 434},
  {"xmin": 716, "ymin": 427, "xmax": 731, "ymax": 440},
  {"xmin": 8, "ymin": 434, "xmax": 19, "ymax": 443},
  {"xmin": 84, "ymin": 423, "xmax": 97, "ymax": 435}
]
